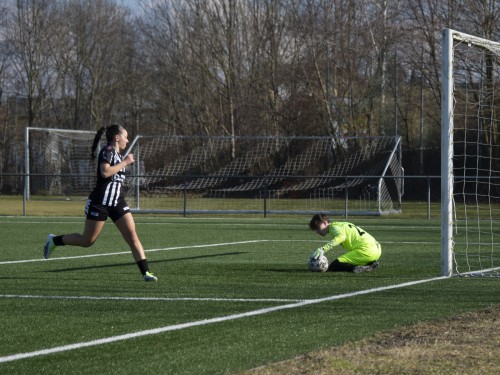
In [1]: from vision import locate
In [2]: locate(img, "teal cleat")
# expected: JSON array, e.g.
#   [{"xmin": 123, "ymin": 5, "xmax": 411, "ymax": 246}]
[{"xmin": 43, "ymin": 234, "xmax": 56, "ymax": 259}]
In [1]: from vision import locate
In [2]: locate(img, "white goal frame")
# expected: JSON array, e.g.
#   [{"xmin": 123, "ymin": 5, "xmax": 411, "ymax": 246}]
[{"xmin": 441, "ymin": 28, "xmax": 500, "ymax": 277}]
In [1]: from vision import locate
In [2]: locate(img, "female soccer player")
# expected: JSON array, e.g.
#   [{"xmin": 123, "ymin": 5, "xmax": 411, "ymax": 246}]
[
  {"xmin": 309, "ymin": 213, "xmax": 381, "ymax": 273},
  {"xmin": 43, "ymin": 124, "xmax": 157, "ymax": 282}
]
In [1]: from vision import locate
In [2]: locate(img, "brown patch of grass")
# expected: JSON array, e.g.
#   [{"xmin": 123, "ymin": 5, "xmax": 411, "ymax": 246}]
[{"xmin": 240, "ymin": 305, "xmax": 500, "ymax": 375}]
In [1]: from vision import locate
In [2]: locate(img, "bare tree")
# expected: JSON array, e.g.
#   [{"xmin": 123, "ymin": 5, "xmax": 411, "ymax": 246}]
[
  {"xmin": 2, "ymin": 0, "xmax": 497, "ymax": 164},
  {"xmin": 59, "ymin": 0, "xmax": 132, "ymax": 129},
  {"xmin": 400, "ymin": 0, "xmax": 499, "ymax": 151},
  {"xmin": 0, "ymin": 1, "xmax": 13, "ymax": 180},
  {"xmin": 0, "ymin": 2, "xmax": 9, "ymax": 101},
  {"xmin": 6, "ymin": 0, "xmax": 57, "ymax": 127}
]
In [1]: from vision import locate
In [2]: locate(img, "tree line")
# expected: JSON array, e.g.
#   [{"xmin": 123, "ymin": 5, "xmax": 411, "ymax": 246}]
[{"xmin": 0, "ymin": 0, "xmax": 499, "ymax": 175}]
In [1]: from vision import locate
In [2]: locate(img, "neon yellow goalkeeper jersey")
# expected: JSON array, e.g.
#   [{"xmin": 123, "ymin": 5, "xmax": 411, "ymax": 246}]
[{"xmin": 321, "ymin": 222, "xmax": 378, "ymax": 253}]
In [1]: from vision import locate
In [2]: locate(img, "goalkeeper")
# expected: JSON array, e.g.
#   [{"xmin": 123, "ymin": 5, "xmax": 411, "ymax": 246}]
[{"xmin": 309, "ymin": 213, "xmax": 381, "ymax": 273}]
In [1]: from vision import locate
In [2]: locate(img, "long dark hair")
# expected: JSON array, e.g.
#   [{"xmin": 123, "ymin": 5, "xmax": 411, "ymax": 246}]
[{"xmin": 90, "ymin": 124, "xmax": 124, "ymax": 159}]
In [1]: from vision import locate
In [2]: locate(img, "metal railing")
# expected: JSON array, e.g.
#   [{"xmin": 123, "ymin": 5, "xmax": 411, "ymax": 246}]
[{"xmin": 0, "ymin": 173, "xmax": 441, "ymax": 218}]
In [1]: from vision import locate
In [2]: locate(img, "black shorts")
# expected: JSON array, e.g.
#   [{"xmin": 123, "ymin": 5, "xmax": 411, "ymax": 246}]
[{"xmin": 85, "ymin": 198, "xmax": 130, "ymax": 222}]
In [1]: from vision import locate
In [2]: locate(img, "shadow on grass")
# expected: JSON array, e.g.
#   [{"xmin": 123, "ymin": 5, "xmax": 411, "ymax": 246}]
[
  {"xmin": 268, "ymin": 268, "xmax": 312, "ymax": 273},
  {"xmin": 47, "ymin": 251, "xmax": 247, "ymax": 273}
]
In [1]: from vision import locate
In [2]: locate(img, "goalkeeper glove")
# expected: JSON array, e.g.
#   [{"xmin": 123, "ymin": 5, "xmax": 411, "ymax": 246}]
[{"xmin": 309, "ymin": 248, "xmax": 324, "ymax": 259}]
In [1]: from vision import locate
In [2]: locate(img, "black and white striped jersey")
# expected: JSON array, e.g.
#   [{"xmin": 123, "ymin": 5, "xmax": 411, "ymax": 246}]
[{"xmin": 89, "ymin": 144, "xmax": 126, "ymax": 207}]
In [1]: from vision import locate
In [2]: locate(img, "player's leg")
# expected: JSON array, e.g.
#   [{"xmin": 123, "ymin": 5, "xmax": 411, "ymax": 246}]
[
  {"xmin": 328, "ymin": 257, "xmax": 378, "ymax": 273},
  {"xmin": 43, "ymin": 219, "xmax": 105, "ymax": 258},
  {"xmin": 61, "ymin": 219, "xmax": 106, "ymax": 247},
  {"xmin": 327, "ymin": 259, "xmax": 356, "ymax": 272},
  {"xmin": 351, "ymin": 243, "xmax": 381, "ymax": 273},
  {"xmin": 329, "ymin": 252, "xmax": 369, "ymax": 272},
  {"xmin": 113, "ymin": 212, "xmax": 145, "ymax": 261},
  {"xmin": 330, "ymin": 243, "xmax": 381, "ymax": 273},
  {"xmin": 113, "ymin": 212, "xmax": 157, "ymax": 281},
  {"xmin": 43, "ymin": 198, "xmax": 110, "ymax": 258}
]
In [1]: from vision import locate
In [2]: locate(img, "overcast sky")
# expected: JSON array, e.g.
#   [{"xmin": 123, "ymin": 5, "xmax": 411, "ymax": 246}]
[{"xmin": 118, "ymin": 0, "xmax": 140, "ymax": 12}]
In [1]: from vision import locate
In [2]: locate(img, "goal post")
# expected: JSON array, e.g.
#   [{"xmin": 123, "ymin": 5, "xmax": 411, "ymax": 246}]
[
  {"xmin": 441, "ymin": 28, "xmax": 500, "ymax": 277},
  {"xmin": 441, "ymin": 29, "xmax": 454, "ymax": 277}
]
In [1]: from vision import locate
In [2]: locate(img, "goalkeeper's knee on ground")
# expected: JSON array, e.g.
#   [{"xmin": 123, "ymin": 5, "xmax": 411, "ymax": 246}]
[{"xmin": 327, "ymin": 259, "xmax": 355, "ymax": 272}]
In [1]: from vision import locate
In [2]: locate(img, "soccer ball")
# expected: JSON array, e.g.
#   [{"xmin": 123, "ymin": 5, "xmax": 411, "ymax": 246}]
[{"xmin": 308, "ymin": 255, "xmax": 329, "ymax": 272}]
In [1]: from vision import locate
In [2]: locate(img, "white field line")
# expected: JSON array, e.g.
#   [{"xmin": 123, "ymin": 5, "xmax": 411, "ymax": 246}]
[
  {"xmin": 0, "ymin": 240, "xmax": 268, "ymax": 265},
  {"xmin": 0, "ymin": 275, "xmax": 450, "ymax": 364},
  {"xmin": 0, "ymin": 294, "xmax": 304, "ymax": 303}
]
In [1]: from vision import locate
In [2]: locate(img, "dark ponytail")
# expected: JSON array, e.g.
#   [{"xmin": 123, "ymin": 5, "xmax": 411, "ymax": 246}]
[
  {"xmin": 91, "ymin": 126, "xmax": 106, "ymax": 160},
  {"xmin": 90, "ymin": 124, "xmax": 124, "ymax": 159}
]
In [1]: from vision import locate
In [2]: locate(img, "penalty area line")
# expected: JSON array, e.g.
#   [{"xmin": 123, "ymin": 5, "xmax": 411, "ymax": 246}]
[{"xmin": 0, "ymin": 275, "xmax": 449, "ymax": 364}]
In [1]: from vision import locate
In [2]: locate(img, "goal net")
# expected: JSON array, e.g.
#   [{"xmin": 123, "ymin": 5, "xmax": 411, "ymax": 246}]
[
  {"xmin": 441, "ymin": 29, "xmax": 500, "ymax": 277},
  {"xmin": 25, "ymin": 127, "xmax": 101, "ymax": 199},
  {"xmin": 24, "ymin": 129, "xmax": 402, "ymax": 216},
  {"xmin": 124, "ymin": 135, "xmax": 402, "ymax": 216}
]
